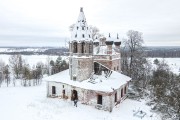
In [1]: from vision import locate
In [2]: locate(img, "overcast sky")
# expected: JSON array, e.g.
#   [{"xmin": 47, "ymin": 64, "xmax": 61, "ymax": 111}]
[{"xmin": 0, "ymin": 0, "xmax": 180, "ymax": 47}]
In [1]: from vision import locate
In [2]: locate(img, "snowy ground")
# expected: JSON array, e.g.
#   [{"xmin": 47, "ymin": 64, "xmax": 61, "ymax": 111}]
[
  {"xmin": 148, "ymin": 58, "xmax": 180, "ymax": 74},
  {"xmin": 1, "ymin": 56, "xmax": 180, "ymax": 120},
  {"xmin": 0, "ymin": 80, "xmax": 160, "ymax": 120}
]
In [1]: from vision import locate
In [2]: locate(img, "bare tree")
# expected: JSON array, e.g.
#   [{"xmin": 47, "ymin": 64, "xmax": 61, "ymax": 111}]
[
  {"xmin": 3, "ymin": 65, "xmax": 10, "ymax": 87},
  {"xmin": 0, "ymin": 59, "xmax": 5, "ymax": 87},
  {"xmin": 9, "ymin": 55, "xmax": 23, "ymax": 79},
  {"xmin": 69, "ymin": 23, "xmax": 75, "ymax": 32},
  {"xmin": 121, "ymin": 30, "xmax": 149, "ymax": 97},
  {"xmin": 22, "ymin": 64, "xmax": 31, "ymax": 86}
]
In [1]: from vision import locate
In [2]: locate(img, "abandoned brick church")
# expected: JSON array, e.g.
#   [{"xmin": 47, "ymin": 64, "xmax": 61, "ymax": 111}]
[{"xmin": 46, "ymin": 8, "xmax": 131, "ymax": 112}]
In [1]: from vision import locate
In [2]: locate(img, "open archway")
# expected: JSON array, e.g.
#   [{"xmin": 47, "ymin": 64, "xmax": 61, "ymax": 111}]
[{"xmin": 71, "ymin": 90, "xmax": 78, "ymax": 101}]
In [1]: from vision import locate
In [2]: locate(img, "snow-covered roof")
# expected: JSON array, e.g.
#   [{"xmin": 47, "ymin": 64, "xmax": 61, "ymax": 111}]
[
  {"xmin": 71, "ymin": 8, "xmax": 93, "ymax": 42},
  {"xmin": 93, "ymin": 37, "xmax": 99, "ymax": 43},
  {"xmin": 44, "ymin": 69, "xmax": 131, "ymax": 92}
]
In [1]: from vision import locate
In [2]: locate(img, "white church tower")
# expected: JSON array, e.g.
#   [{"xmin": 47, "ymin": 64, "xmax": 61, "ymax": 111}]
[{"xmin": 69, "ymin": 7, "xmax": 93, "ymax": 81}]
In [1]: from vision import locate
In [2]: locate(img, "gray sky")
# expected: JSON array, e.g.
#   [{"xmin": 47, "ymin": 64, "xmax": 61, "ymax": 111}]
[{"xmin": 0, "ymin": 0, "xmax": 180, "ymax": 47}]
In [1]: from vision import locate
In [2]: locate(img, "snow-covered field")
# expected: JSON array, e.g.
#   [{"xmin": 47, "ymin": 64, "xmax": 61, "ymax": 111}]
[
  {"xmin": 148, "ymin": 58, "xmax": 180, "ymax": 74},
  {"xmin": 0, "ymin": 48, "xmax": 47, "ymax": 53},
  {"xmin": 0, "ymin": 81, "xmax": 160, "ymax": 120},
  {"xmin": 0, "ymin": 54, "xmax": 68, "ymax": 67}
]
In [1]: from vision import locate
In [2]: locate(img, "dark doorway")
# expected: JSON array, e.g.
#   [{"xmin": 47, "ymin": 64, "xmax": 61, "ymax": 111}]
[
  {"xmin": 121, "ymin": 88, "xmax": 123, "ymax": 98},
  {"xmin": 63, "ymin": 90, "xmax": 65, "ymax": 98},
  {"xmin": 97, "ymin": 95, "xmax": 102, "ymax": 105},
  {"xmin": 52, "ymin": 86, "xmax": 56, "ymax": 94},
  {"xmin": 71, "ymin": 90, "xmax": 78, "ymax": 101},
  {"xmin": 115, "ymin": 92, "xmax": 117, "ymax": 102},
  {"xmin": 94, "ymin": 62, "xmax": 100, "ymax": 74}
]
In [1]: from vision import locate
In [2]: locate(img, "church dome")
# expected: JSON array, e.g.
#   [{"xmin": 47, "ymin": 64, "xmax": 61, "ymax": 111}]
[
  {"xmin": 105, "ymin": 33, "xmax": 114, "ymax": 45},
  {"xmin": 114, "ymin": 34, "xmax": 121, "ymax": 46}
]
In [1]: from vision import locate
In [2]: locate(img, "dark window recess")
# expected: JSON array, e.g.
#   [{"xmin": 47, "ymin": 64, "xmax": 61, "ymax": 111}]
[
  {"xmin": 97, "ymin": 95, "xmax": 102, "ymax": 105},
  {"xmin": 121, "ymin": 88, "xmax": 123, "ymax": 98},
  {"xmin": 124, "ymin": 86, "xmax": 127, "ymax": 94},
  {"xmin": 73, "ymin": 42, "xmax": 77, "ymax": 53},
  {"xmin": 87, "ymin": 27, "xmax": 88, "ymax": 30},
  {"xmin": 115, "ymin": 92, "xmax": 117, "ymax": 102},
  {"xmin": 82, "ymin": 42, "xmax": 85, "ymax": 53},
  {"xmin": 89, "ymin": 35, "xmax": 90, "ymax": 38},
  {"xmin": 82, "ymin": 34, "xmax": 85, "ymax": 38},
  {"xmin": 77, "ymin": 27, "xmax": 79, "ymax": 30},
  {"xmin": 52, "ymin": 86, "xmax": 56, "ymax": 94},
  {"xmin": 63, "ymin": 85, "xmax": 64, "ymax": 88},
  {"xmin": 75, "ymin": 34, "xmax": 77, "ymax": 38},
  {"xmin": 82, "ymin": 27, "xmax": 84, "ymax": 30},
  {"xmin": 117, "ymin": 66, "xmax": 119, "ymax": 70}
]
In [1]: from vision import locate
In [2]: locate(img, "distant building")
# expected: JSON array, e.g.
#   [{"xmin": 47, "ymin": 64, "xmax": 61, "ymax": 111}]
[{"xmin": 45, "ymin": 8, "xmax": 131, "ymax": 112}]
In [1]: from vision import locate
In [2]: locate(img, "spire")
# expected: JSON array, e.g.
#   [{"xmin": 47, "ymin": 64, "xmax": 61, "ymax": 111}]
[
  {"xmin": 70, "ymin": 8, "xmax": 92, "ymax": 42},
  {"xmin": 117, "ymin": 33, "xmax": 119, "ymax": 39},
  {"xmin": 80, "ymin": 7, "xmax": 83, "ymax": 12}
]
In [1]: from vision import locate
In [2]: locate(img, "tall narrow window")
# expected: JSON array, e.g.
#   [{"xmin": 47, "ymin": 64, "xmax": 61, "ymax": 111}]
[
  {"xmin": 124, "ymin": 86, "xmax": 127, "ymax": 94},
  {"xmin": 77, "ymin": 27, "xmax": 79, "ymax": 30},
  {"xmin": 121, "ymin": 88, "xmax": 123, "ymax": 98},
  {"xmin": 114, "ymin": 92, "xmax": 117, "ymax": 102},
  {"xmin": 82, "ymin": 27, "xmax": 84, "ymax": 30},
  {"xmin": 52, "ymin": 86, "xmax": 56, "ymax": 94},
  {"xmin": 82, "ymin": 34, "xmax": 85, "ymax": 38},
  {"xmin": 89, "ymin": 35, "xmax": 90, "ymax": 38},
  {"xmin": 82, "ymin": 42, "xmax": 85, "ymax": 53},
  {"xmin": 97, "ymin": 95, "xmax": 102, "ymax": 105},
  {"xmin": 73, "ymin": 42, "xmax": 77, "ymax": 53},
  {"xmin": 87, "ymin": 27, "xmax": 88, "ymax": 30}
]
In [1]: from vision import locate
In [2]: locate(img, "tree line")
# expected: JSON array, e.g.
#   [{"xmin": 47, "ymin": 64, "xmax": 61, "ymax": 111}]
[
  {"xmin": 121, "ymin": 30, "xmax": 180, "ymax": 119},
  {"xmin": 0, "ymin": 55, "xmax": 69, "ymax": 87}
]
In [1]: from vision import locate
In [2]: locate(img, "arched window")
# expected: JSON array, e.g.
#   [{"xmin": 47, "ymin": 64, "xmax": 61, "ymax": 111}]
[
  {"xmin": 73, "ymin": 42, "xmax": 77, "ymax": 53},
  {"xmin": 81, "ymin": 42, "xmax": 85, "ymax": 53}
]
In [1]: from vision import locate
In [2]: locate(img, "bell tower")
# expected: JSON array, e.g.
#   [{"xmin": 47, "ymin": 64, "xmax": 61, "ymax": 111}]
[{"xmin": 69, "ymin": 7, "xmax": 93, "ymax": 82}]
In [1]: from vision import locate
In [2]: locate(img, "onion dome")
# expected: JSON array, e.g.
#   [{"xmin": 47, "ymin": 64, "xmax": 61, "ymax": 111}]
[
  {"xmin": 93, "ymin": 36, "xmax": 99, "ymax": 45},
  {"xmin": 114, "ymin": 34, "xmax": 121, "ymax": 46},
  {"xmin": 105, "ymin": 33, "xmax": 114, "ymax": 45}
]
